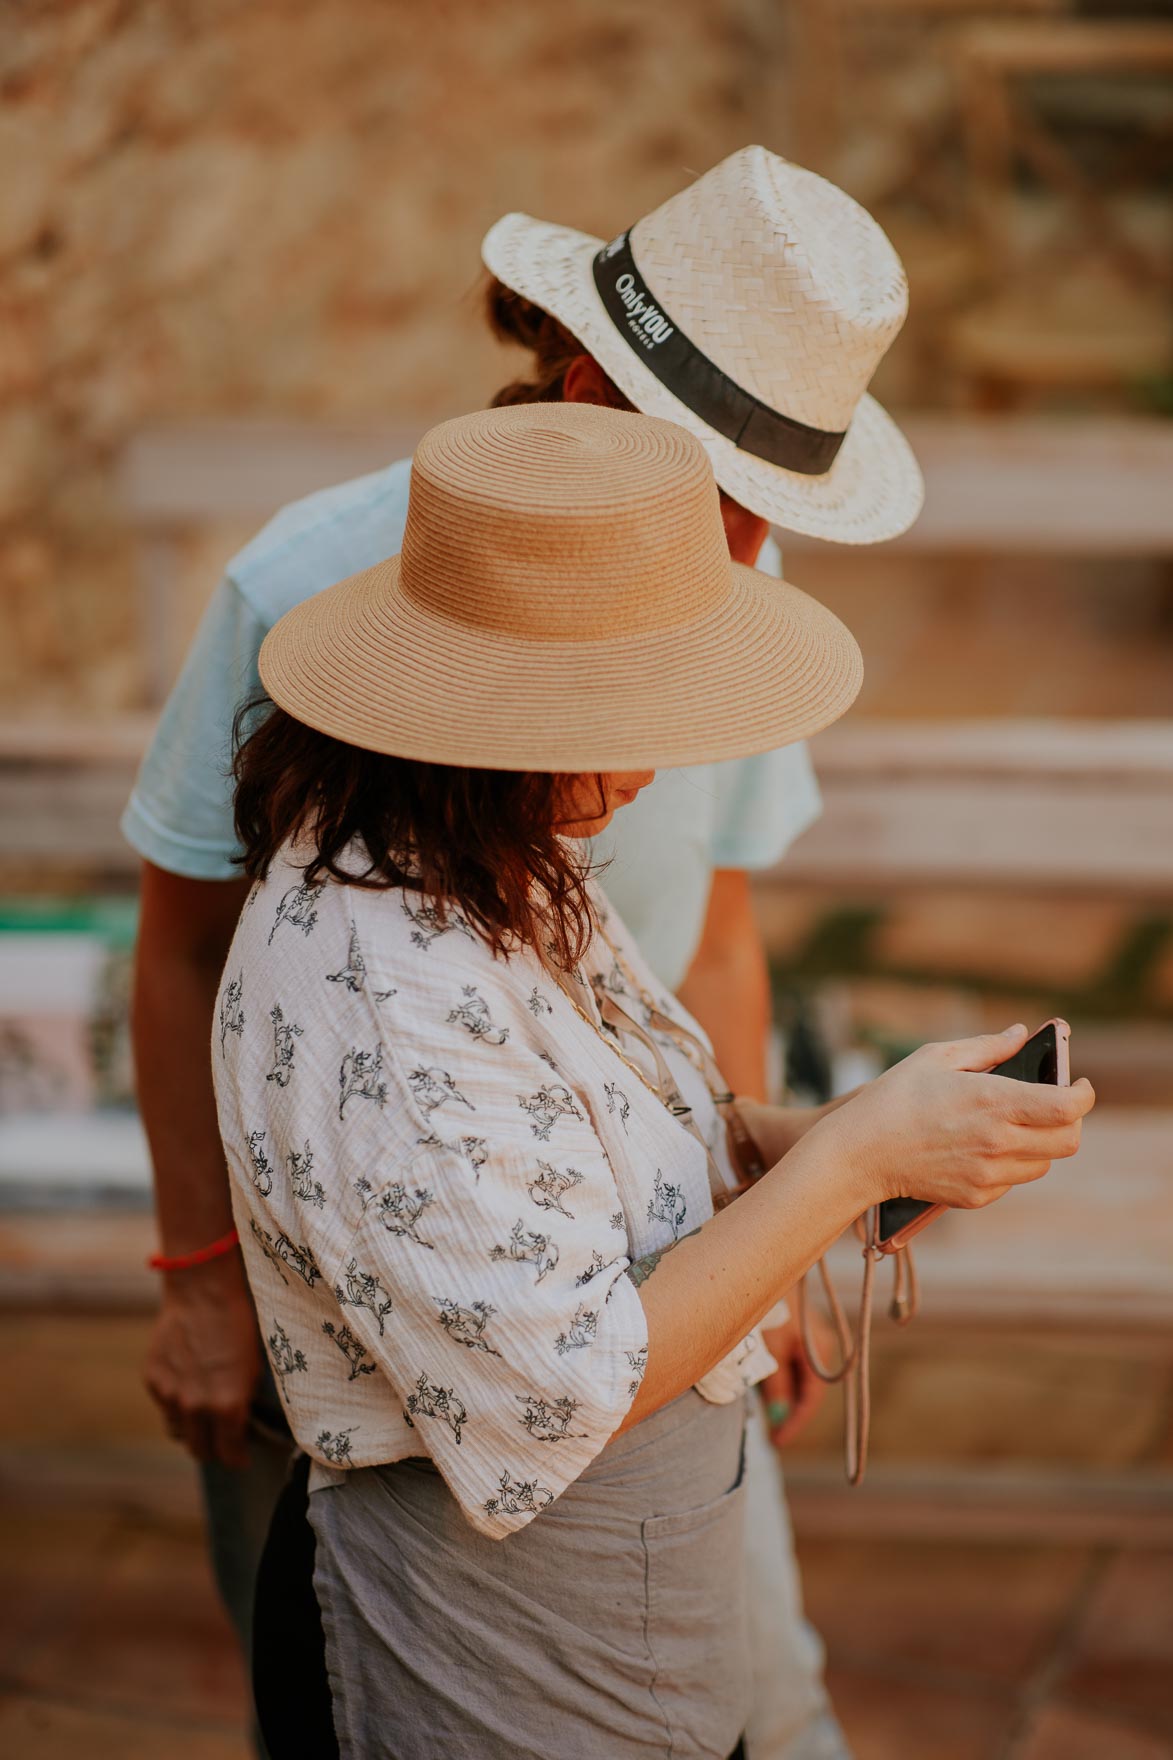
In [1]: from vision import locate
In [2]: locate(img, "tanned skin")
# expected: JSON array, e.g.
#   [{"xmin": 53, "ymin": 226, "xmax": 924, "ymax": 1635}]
[{"xmin": 138, "ymin": 865, "xmax": 254, "ymax": 1466}]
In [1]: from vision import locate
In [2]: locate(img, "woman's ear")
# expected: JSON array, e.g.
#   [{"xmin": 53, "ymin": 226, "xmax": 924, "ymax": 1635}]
[{"xmin": 562, "ymin": 354, "xmax": 630, "ymax": 410}]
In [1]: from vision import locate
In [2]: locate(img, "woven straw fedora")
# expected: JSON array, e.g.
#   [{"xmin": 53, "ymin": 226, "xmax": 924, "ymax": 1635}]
[
  {"xmin": 483, "ymin": 145, "xmax": 923, "ymax": 545},
  {"xmin": 259, "ymin": 403, "xmax": 862, "ymax": 772}
]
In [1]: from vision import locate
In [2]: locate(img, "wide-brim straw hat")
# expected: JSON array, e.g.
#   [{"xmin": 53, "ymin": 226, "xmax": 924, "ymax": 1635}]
[
  {"xmin": 483, "ymin": 145, "xmax": 924, "ymax": 545},
  {"xmin": 259, "ymin": 403, "xmax": 863, "ymax": 773}
]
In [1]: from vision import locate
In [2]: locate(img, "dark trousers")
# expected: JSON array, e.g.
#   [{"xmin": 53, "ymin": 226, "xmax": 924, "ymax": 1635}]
[
  {"xmin": 253, "ymin": 1452, "xmax": 340, "ymax": 1760},
  {"xmin": 253, "ymin": 1452, "xmax": 747, "ymax": 1760}
]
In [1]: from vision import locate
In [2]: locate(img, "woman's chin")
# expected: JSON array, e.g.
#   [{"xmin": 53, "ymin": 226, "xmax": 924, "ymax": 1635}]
[{"xmin": 561, "ymin": 807, "xmax": 617, "ymax": 840}]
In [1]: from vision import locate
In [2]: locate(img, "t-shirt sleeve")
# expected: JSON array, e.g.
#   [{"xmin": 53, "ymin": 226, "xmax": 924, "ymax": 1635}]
[
  {"xmin": 325, "ymin": 968, "xmax": 649, "ymax": 1540},
  {"xmin": 121, "ymin": 578, "xmax": 267, "ymax": 879},
  {"xmin": 708, "ymin": 744, "xmax": 823, "ymax": 872}
]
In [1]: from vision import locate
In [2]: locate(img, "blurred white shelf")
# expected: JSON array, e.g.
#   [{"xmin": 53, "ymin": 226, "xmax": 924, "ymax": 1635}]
[
  {"xmin": 116, "ymin": 415, "xmax": 1173, "ymax": 556},
  {"xmin": 784, "ymin": 718, "xmax": 1173, "ymax": 893},
  {"xmin": 0, "ymin": 1112, "xmax": 151, "ymax": 1208},
  {"xmin": 0, "ymin": 933, "xmax": 111, "ymax": 1011},
  {"xmin": 795, "ymin": 415, "xmax": 1173, "ymax": 556}
]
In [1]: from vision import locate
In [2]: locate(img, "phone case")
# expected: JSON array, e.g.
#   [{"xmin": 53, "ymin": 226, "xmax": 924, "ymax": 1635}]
[
  {"xmin": 1050, "ymin": 1019, "xmax": 1072, "ymax": 1087},
  {"xmin": 877, "ymin": 1018, "xmax": 1071, "ymax": 1256}
]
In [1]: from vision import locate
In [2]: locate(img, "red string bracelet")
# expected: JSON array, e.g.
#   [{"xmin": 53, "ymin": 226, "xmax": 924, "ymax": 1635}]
[{"xmin": 147, "ymin": 1228, "xmax": 240, "ymax": 1273}]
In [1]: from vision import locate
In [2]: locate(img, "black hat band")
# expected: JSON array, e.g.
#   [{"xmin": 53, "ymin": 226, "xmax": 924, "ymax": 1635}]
[{"xmin": 591, "ymin": 231, "xmax": 847, "ymax": 478}]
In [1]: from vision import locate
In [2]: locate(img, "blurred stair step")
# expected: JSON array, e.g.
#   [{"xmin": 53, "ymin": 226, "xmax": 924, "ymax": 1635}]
[
  {"xmin": 0, "ymin": 1210, "xmax": 155, "ymax": 1312},
  {"xmin": 785, "ymin": 1464, "xmax": 1173, "ymax": 1547}
]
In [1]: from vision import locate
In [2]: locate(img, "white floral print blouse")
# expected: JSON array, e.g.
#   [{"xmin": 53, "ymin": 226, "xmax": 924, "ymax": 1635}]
[{"xmin": 213, "ymin": 845, "xmax": 776, "ymax": 1540}]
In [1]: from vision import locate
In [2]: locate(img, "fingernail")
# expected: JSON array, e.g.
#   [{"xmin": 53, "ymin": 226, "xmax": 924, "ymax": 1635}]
[{"xmin": 766, "ymin": 1399, "xmax": 790, "ymax": 1429}]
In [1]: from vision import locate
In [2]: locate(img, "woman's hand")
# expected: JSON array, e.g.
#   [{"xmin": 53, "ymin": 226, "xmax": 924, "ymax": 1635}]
[
  {"xmin": 621, "ymin": 1026, "xmax": 1093, "ymax": 1435},
  {"xmin": 759, "ymin": 1308, "xmax": 832, "ymax": 1449},
  {"xmin": 807, "ymin": 1024, "xmax": 1095, "ymax": 1212},
  {"xmin": 733, "ymin": 1095, "xmax": 848, "ymax": 1168}
]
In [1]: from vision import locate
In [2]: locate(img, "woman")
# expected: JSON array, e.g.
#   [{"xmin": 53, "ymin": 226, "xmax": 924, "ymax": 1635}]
[{"xmin": 214, "ymin": 402, "xmax": 1092, "ymax": 1760}]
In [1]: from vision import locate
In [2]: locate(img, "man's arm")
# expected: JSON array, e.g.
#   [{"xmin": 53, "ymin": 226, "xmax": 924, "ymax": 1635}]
[
  {"xmin": 676, "ymin": 867, "xmax": 771, "ymax": 1100},
  {"xmin": 675, "ymin": 865, "xmax": 837, "ymax": 1445},
  {"xmin": 135, "ymin": 862, "xmax": 256, "ymax": 1468}
]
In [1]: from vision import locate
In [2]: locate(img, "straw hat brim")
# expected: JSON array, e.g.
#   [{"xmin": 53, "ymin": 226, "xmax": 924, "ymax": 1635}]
[
  {"xmin": 258, "ymin": 554, "xmax": 864, "ymax": 773},
  {"xmin": 483, "ymin": 214, "xmax": 925, "ymax": 546}
]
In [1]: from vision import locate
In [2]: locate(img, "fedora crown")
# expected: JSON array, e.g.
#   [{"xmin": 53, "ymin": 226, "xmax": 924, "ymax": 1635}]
[
  {"xmin": 398, "ymin": 404, "xmax": 733, "ymax": 644},
  {"xmin": 630, "ymin": 146, "xmax": 909, "ymax": 433}
]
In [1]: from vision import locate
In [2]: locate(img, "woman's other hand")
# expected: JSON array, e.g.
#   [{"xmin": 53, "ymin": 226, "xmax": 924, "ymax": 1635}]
[
  {"xmin": 733, "ymin": 1097, "xmax": 826, "ymax": 1168},
  {"xmin": 621, "ymin": 1028, "xmax": 1093, "ymax": 1435},
  {"xmin": 759, "ymin": 1308, "xmax": 832, "ymax": 1450},
  {"xmin": 811, "ymin": 1024, "xmax": 1095, "ymax": 1213}
]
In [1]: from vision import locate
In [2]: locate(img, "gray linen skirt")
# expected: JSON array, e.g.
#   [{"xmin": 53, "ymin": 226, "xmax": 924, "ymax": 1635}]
[{"xmin": 308, "ymin": 1388, "xmax": 750, "ymax": 1760}]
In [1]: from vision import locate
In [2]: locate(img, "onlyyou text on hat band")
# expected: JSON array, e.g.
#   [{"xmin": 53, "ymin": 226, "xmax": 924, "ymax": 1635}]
[{"xmin": 592, "ymin": 230, "xmax": 846, "ymax": 477}]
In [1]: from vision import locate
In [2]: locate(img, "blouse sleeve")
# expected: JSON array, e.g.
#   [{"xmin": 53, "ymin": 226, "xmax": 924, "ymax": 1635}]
[{"xmin": 327, "ymin": 960, "xmax": 649, "ymax": 1540}]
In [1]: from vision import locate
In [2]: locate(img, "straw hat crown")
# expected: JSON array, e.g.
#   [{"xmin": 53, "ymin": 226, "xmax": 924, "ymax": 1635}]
[
  {"xmin": 259, "ymin": 402, "xmax": 863, "ymax": 773},
  {"xmin": 630, "ymin": 145, "xmax": 910, "ymax": 433},
  {"xmin": 398, "ymin": 404, "xmax": 731, "ymax": 643}
]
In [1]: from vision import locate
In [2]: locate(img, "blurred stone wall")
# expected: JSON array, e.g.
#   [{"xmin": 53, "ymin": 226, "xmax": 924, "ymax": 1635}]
[{"xmin": 1, "ymin": 0, "xmax": 793, "ymax": 715}]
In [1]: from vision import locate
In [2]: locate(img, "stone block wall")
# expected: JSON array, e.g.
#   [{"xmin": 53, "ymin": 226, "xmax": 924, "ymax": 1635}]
[{"xmin": 1, "ymin": 0, "xmax": 794, "ymax": 714}]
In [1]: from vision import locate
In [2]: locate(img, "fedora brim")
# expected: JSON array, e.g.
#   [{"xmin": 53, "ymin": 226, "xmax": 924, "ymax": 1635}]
[
  {"xmin": 483, "ymin": 214, "xmax": 925, "ymax": 547},
  {"xmin": 258, "ymin": 553, "xmax": 863, "ymax": 773}
]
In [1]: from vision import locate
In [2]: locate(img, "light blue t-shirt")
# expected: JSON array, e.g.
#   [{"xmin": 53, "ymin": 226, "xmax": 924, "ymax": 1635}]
[{"xmin": 122, "ymin": 458, "xmax": 822, "ymax": 990}]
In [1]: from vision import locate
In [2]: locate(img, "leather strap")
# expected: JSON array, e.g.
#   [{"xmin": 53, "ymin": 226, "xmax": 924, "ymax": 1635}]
[
  {"xmin": 718, "ymin": 1098, "xmax": 769, "ymax": 1195},
  {"xmin": 797, "ymin": 1210, "xmax": 919, "ymax": 1485},
  {"xmin": 591, "ymin": 980, "xmax": 740, "ymax": 1209}
]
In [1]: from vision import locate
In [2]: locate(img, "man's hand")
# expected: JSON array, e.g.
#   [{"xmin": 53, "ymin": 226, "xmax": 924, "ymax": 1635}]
[
  {"xmin": 133, "ymin": 864, "xmax": 254, "ymax": 1470},
  {"xmin": 759, "ymin": 1308, "xmax": 832, "ymax": 1450},
  {"xmin": 144, "ymin": 1254, "xmax": 261, "ymax": 1470}
]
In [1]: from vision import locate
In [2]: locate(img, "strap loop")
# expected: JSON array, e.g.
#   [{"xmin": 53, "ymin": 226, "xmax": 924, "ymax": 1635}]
[{"xmin": 797, "ymin": 1209, "xmax": 920, "ymax": 1486}]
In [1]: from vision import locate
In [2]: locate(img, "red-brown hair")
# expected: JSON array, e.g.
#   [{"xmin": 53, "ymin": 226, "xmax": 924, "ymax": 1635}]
[
  {"xmin": 233, "ymin": 701, "xmax": 596, "ymax": 973},
  {"xmin": 485, "ymin": 276, "xmax": 628, "ymax": 408},
  {"xmin": 231, "ymin": 286, "xmax": 626, "ymax": 971}
]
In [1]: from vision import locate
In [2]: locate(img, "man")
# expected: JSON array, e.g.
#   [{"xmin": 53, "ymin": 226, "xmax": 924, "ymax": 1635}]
[{"xmin": 124, "ymin": 145, "xmax": 922, "ymax": 1758}]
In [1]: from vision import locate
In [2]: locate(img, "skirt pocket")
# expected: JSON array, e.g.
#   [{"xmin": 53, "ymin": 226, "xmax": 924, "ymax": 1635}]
[{"xmin": 641, "ymin": 1442, "xmax": 750, "ymax": 1758}]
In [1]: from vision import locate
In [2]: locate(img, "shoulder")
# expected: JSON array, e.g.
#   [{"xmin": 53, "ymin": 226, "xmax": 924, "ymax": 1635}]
[
  {"xmin": 349, "ymin": 884, "xmax": 546, "ymax": 1024},
  {"xmin": 235, "ymin": 852, "xmax": 560, "ymax": 1056},
  {"xmin": 231, "ymin": 849, "xmax": 355, "ymax": 970},
  {"xmin": 343, "ymin": 888, "xmax": 585, "ymax": 1148},
  {"xmin": 226, "ymin": 457, "xmax": 413, "ymax": 628}
]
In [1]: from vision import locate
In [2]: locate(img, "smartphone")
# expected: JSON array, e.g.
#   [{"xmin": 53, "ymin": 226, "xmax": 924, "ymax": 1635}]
[{"xmin": 875, "ymin": 1018, "xmax": 1071, "ymax": 1256}]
